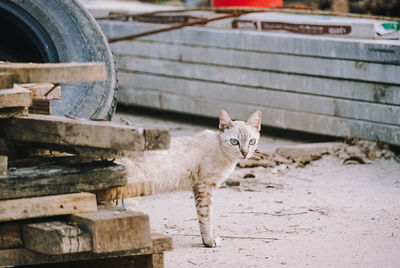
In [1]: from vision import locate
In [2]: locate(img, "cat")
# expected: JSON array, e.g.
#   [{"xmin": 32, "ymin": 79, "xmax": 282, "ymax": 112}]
[{"xmin": 118, "ymin": 110, "xmax": 262, "ymax": 247}]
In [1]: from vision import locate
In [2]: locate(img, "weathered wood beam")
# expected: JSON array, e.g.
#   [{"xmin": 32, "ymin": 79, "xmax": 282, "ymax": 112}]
[
  {"xmin": 0, "ymin": 159, "xmax": 127, "ymax": 200},
  {"xmin": 34, "ymin": 255, "xmax": 155, "ymax": 267},
  {"xmin": 0, "ymin": 232, "xmax": 170, "ymax": 266},
  {"xmin": 69, "ymin": 208, "xmax": 152, "ymax": 253},
  {"xmin": 0, "ymin": 73, "xmax": 14, "ymax": 89},
  {"xmin": 0, "ymin": 193, "xmax": 97, "ymax": 222},
  {"xmin": 22, "ymin": 221, "xmax": 92, "ymax": 254},
  {"xmin": 0, "ymin": 233, "xmax": 170, "ymax": 266},
  {"xmin": 0, "ymin": 85, "xmax": 31, "ymax": 109},
  {"xmin": 0, "ymin": 114, "xmax": 170, "ymax": 158},
  {"xmin": 0, "ymin": 62, "xmax": 106, "ymax": 84}
]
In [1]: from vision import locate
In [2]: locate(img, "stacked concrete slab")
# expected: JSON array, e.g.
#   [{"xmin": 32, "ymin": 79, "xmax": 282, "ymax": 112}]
[{"xmin": 99, "ymin": 18, "xmax": 400, "ymax": 145}]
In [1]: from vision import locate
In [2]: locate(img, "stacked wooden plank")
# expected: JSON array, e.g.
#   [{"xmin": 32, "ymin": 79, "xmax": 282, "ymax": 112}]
[
  {"xmin": 98, "ymin": 16, "xmax": 400, "ymax": 145},
  {"xmin": 0, "ymin": 62, "xmax": 106, "ymax": 118},
  {"xmin": 0, "ymin": 62, "xmax": 172, "ymax": 267},
  {"xmin": 19, "ymin": 83, "xmax": 62, "ymax": 115}
]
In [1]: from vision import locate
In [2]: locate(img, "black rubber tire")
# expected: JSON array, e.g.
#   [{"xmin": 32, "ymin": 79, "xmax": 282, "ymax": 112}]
[{"xmin": 0, "ymin": 0, "xmax": 117, "ymax": 120}]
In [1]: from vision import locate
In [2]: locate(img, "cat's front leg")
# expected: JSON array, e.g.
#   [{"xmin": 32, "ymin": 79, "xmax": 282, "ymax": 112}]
[{"xmin": 192, "ymin": 183, "xmax": 221, "ymax": 247}]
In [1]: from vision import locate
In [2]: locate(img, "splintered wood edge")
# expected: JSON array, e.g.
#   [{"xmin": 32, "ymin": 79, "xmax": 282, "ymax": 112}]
[{"xmin": 0, "ymin": 62, "xmax": 106, "ymax": 84}]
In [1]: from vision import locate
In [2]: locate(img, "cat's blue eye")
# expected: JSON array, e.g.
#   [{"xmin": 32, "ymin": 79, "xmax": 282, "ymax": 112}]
[
  {"xmin": 230, "ymin": 138, "xmax": 239, "ymax": 146},
  {"xmin": 249, "ymin": 138, "xmax": 256, "ymax": 145}
]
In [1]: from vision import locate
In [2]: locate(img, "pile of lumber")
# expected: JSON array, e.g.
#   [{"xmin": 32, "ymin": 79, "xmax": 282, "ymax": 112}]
[
  {"xmin": 0, "ymin": 62, "xmax": 172, "ymax": 267},
  {"xmin": 98, "ymin": 13, "xmax": 400, "ymax": 145}
]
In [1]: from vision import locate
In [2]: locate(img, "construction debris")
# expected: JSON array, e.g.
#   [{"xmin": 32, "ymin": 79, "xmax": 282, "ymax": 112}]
[
  {"xmin": 0, "ymin": 62, "xmax": 172, "ymax": 267},
  {"xmin": 238, "ymin": 138, "xmax": 398, "ymax": 170},
  {"xmin": 339, "ymin": 137, "xmax": 396, "ymax": 163},
  {"xmin": 227, "ymin": 138, "xmax": 398, "ymax": 192}
]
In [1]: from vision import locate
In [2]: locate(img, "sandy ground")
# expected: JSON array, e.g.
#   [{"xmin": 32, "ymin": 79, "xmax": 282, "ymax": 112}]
[{"xmin": 114, "ymin": 110, "xmax": 400, "ymax": 268}]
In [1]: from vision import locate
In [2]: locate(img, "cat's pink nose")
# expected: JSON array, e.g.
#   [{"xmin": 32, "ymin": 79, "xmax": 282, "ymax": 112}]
[{"xmin": 241, "ymin": 151, "xmax": 248, "ymax": 157}]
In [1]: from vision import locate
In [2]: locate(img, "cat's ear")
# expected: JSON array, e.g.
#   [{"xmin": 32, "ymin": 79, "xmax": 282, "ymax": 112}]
[
  {"xmin": 219, "ymin": 109, "xmax": 233, "ymax": 131},
  {"xmin": 247, "ymin": 111, "xmax": 262, "ymax": 131}
]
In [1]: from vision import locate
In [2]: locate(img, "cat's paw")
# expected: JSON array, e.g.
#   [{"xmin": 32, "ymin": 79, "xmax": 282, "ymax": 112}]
[{"xmin": 202, "ymin": 236, "xmax": 222, "ymax": 248}]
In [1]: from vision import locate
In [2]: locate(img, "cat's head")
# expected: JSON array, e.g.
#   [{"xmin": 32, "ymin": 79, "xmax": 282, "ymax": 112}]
[{"xmin": 218, "ymin": 110, "xmax": 262, "ymax": 160}]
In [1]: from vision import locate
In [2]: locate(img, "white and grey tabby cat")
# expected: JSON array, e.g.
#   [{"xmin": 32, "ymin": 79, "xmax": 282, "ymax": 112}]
[{"xmin": 120, "ymin": 110, "xmax": 262, "ymax": 247}]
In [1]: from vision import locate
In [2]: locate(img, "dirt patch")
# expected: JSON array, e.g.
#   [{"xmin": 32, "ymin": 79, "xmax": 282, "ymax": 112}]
[{"xmin": 135, "ymin": 156, "xmax": 400, "ymax": 267}]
